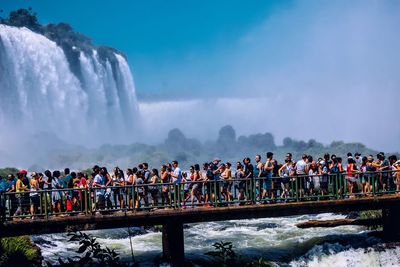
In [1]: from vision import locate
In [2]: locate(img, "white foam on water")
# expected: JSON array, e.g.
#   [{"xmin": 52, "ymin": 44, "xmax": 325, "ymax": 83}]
[
  {"xmin": 290, "ymin": 243, "xmax": 400, "ymax": 267},
  {"xmin": 33, "ymin": 213, "xmax": 399, "ymax": 266}
]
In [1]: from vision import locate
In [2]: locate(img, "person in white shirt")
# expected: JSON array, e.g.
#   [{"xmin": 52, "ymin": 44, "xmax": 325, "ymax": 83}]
[
  {"xmin": 171, "ymin": 160, "xmax": 182, "ymax": 184},
  {"xmin": 296, "ymin": 154, "xmax": 308, "ymax": 198},
  {"xmin": 170, "ymin": 160, "xmax": 182, "ymax": 205}
]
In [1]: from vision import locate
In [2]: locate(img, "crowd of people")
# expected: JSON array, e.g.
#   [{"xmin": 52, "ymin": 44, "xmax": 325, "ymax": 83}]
[{"xmin": 0, "ymin": 151, "xmax": 399, "ymax": 220}]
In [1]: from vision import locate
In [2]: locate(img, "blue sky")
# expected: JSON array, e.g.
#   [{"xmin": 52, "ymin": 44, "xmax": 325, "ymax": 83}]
[
  {"xmin": 2, "ymin": 0, "xmax": 399, "ymax": 100},
  {"xmin": 1, "ymin": 0, "xmax": 292, "ymax": 98}
]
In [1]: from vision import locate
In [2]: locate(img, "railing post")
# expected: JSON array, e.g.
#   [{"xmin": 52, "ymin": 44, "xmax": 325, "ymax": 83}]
[
  {"xmin": 44, "ymin": 191, "xmax": 48, "ymax": 220},
  {"xmin": 250, "ymin": 177, "xmax": 256, "ymax": 204},
  {"xmin": 84, "ymin": 189, "xmax": 88, "ymax": 215},
  {"xmin": 295, "ymin": 176, "xmax": 299, "ymax": 202},
  {"xmin": 173, "ymin": 184, "xmax": 177, "ymax": 209},
  {"xmin": 132, "ymin": 185, "xmax": 136, "ymax": 211},
  {"xmin": 213, "ymin": 180, "xmax": 217, "ymax": 207},
  {"xmin": 88, "ymin": 187, "xmax": 93, "ymax": 214},
  {"xmin": 372, "ymin": 173, "xmax": 376, "ymax": 196},
  {"xmin": 178, "ymin": 183, "xmax": 182, "ymax": 207},
  {"xmin": 335, "ymin": 174, "xmax": 339, "ymax": 199}
]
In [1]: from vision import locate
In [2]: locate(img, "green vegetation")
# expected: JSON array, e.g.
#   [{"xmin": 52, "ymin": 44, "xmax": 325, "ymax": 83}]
[
  {"xmin": 359, "ymin": 210, "xmax": 382, "ymax": 230},
  {"xmin": 0, "ymin": 236, "xmax": 42, "ymax": 266},
  {"xmin": 47, "ymin": 231, "xmax": 133, "ymax": 267},
  {"xmin": 205, "ymin": 241, "xmax": 237, "ymax": 266},
  {"xmin": 360, "ymin": 210, "xmax": 382, "ymax": 220},
  {"xmin": 0, "ymin": 7, "xmax": 40, "ymax": 31},
  {"xmin": 0, "ymin": 167, "xmax": 18, "ymax": 178},
  {"xmin": 205, "ymin": 241, "xmax": 273, "ymax": 267}
]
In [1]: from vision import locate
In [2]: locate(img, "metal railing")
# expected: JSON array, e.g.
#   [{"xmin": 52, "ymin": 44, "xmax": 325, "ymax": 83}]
[{"xmin": 0, "ymin": 170, "xmax": 398, "ymax": 221}]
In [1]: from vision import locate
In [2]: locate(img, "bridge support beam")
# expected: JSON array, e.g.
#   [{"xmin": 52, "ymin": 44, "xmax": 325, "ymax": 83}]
[
  {"xmin": 382, "ymin": 206, "xmax": 400, "ymax": 241},
  {"xmin": 162, "ymin": 220, "xmax": 184, "ymax": 265}
]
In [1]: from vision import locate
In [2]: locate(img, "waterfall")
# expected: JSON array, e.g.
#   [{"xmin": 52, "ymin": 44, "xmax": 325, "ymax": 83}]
[{"xmin": 0, "ymin": 24, "xmax": 138, "ymax": 146}]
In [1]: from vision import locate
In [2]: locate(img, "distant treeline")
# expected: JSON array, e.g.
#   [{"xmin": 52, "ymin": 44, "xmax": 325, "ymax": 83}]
[{"xmin": 20, "ymin": 125, "xmax": 389, "ymax": 171}]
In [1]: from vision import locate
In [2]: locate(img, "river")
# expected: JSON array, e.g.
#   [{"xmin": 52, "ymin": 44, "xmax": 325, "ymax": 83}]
[{"xmin": 32, "ymin": 213, "xmax": 400, "ymax": 266}]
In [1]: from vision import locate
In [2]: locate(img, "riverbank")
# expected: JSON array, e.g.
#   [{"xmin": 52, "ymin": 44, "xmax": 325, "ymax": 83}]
[{"xmin": 0, "ymin": 236, "xmax": 42, "ymax": 266}]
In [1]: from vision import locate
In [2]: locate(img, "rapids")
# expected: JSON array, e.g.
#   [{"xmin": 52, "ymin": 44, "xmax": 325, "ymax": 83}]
[{"xmin": 32, "ymin": 213, "xmax": 400, "ymax": 266}]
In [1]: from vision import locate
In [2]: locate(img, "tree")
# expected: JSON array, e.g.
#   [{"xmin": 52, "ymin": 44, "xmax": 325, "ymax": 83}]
[
  {"xmin": 2, "ymin": 8, "xmax": 40, "ymax": 31},
  {"xmin": 330, "ymin": 141, "xmax": 344, "ymax": 148},
  {"xmin": 217, "ymin": 125, "xmax": 236, "ymax": 145},
  {"xmin": 165, "ymin": 128, "xmax": 186, "ymax": 149},
  {"xmin": 238, "ymin": 133, "xmax": 276, "ymax": 152},
  {"xmin": 164, "ymin": 128, "xmax": 202, "ymax": 154},
  {"xmin": 307, "ymin": 139, "xmax": 324, "ymax": 149},
  {"xmin": 293, "ymin": 140, "xmax": 308, "ymax": 151},
  {"xmin": 0, "ymin": 167, "xmax": 19, "ymax": 178},
  {"xmin": 216, "ymin": 125, "xmax": 237, "ymax": 155},
  {"xmin": 175, "ymin": 151, "xmax": 189, "ymax": 163},
  {"xmin": 283, "ymin": 137, "xmax": 293, "ymax": 148},
  {"xmin": 249, "ymin": 133, "xmax": 276, "ymax": 150}
]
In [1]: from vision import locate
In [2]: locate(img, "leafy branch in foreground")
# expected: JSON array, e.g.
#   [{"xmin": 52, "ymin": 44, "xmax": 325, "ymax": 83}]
[
  {"xmin": 205, "ymin": 241, "xmax": 274, "ymax": 267},
  {"xmin": 205, "ymin": 241, "xmax": 237, "ymax": 266},
  {"xmin": 46, "ymin": 231, "xmax": 132, "ymax": 266}
]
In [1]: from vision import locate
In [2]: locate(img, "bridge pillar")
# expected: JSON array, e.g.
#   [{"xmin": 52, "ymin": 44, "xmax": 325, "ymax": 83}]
[
  {"xmin": 382, "ymin": 206, "xmax": 400, "ymax": 241},
  {"xmin": 162, "ymin": 220, "xmax": 184, "ymax": 265}
]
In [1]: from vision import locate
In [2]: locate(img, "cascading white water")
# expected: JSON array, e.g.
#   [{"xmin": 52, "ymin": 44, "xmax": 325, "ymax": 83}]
[
  {"xmin": 0, "ymin": 24, "xmax": 138, "ymax": 147},
  {"xmin": 33, "ymin": 214, "xmax": 400, "ymax": 266}
]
